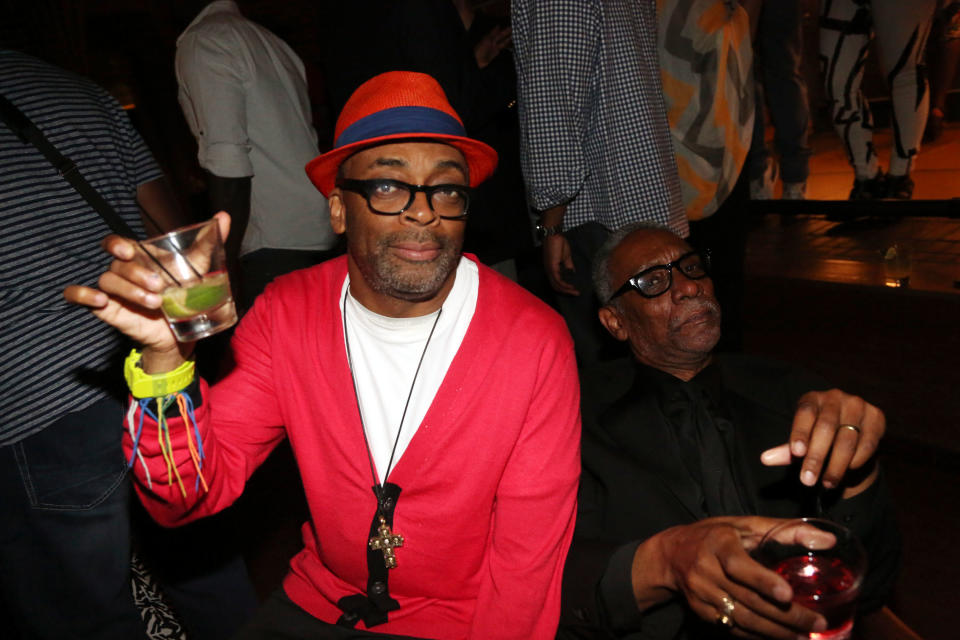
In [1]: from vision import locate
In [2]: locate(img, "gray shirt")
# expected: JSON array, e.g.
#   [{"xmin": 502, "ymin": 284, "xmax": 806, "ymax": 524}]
[{"xmin": 176, "ymin": 0, "xmax": 336, "ymax": 255}]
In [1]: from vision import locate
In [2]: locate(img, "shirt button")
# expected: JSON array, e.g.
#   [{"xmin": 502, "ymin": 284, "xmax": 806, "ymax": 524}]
[
  {"xmin": 371, "ymin": 581, "xmax": 386, "ymax": 595},
  {"xmin": 381, "ymin": 497, "xmax": 395, "ymax": 511}
]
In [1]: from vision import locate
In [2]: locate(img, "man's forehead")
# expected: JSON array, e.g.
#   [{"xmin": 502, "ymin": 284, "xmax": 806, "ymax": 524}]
[{"xmin": 614, "ymin": 230, "xmax": 691, "ymax": 274}]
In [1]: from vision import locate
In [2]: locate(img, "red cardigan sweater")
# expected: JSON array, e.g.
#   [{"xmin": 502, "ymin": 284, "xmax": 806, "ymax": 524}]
[{"xmin": 124, "ymin": 255, "xmax": 581, "ymax": 639}]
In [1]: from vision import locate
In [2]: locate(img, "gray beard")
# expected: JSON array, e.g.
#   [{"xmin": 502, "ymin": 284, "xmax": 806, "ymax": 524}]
[{"xmin": 356, "ymin": 230, "xmax": 461, "ymax": 302}]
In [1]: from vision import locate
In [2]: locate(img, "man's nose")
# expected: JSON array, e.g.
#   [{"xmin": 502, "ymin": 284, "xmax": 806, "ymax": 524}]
[
  {"xmin": 670, "ymin": 270, "xmax": 702, "ymax": 301},
  {"xmin": 401, "ymin": 192, "xmax": 439, "ymax": 226}
]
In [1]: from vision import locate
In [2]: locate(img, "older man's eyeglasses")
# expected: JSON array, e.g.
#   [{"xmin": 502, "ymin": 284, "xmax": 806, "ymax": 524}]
[
  {"xmin": 336, "ymin": 178, "xmax": 472, "ymax": 220},
  {"xmin": 609, "ymin": 251, "xmax": 710, "ymax": 301}
]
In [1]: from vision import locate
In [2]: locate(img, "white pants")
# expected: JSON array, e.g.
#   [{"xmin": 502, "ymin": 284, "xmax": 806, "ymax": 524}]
[{"xmin": 820, "ymin": 0, "xmax": 937, "ymax": 177}]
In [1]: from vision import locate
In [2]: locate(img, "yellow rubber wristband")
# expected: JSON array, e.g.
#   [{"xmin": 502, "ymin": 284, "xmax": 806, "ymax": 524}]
[{"xmin": 123, "ymin": 348, "xmax": 195, "ymax": 399}]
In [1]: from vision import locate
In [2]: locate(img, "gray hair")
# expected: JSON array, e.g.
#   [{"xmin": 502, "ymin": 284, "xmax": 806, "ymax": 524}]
[{"xmin": 592, "ymin": 221, "xmax": 679, "ymax": 307}]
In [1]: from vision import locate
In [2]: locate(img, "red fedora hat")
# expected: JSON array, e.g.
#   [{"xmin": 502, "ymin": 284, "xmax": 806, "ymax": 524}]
[{"xmin": 305, "ymin": 71, "xmax": 498, "ymax": 197}]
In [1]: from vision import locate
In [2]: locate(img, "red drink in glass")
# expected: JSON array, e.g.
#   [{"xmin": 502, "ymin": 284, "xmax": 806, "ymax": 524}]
[
  {"xmin": 773, "ymin": 554, "xmax": 859, "ymax": 639},
  {"xmin": 754, "ymin": 519, "xmax": 867, "ymax": 640}
]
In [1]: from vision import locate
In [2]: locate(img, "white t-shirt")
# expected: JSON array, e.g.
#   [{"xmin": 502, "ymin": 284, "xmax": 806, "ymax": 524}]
[
  {"xmin": 339, "ymin": 258, "xmax": 479, "ymax": 484},
  {"xmin": 175, "ymin": 0, "xmax": 335, "ymax": 255}
]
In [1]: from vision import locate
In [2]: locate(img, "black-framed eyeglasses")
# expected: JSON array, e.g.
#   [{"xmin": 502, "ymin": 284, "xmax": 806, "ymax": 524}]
[
  {"xmin": 336, "ymin": 178, "xmax": 472, "ymax": 220},
  {"xmin": 609, "ymin": 250, "xmax": 710, "ymax": 301}
]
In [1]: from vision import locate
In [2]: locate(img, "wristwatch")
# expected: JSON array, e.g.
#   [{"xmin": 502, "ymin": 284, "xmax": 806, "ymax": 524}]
[
  {"xmin": 534, "ymin": 222, "xmax": 563, "ymax": 238},
  {"xmin": 124, "ymin": 348, "xmax": 196, "ymax": 399}
]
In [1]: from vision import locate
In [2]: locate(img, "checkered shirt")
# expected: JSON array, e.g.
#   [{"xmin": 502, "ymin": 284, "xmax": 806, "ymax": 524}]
[{"xmin": 512, "ymin": 0, "xmax": 688, "ymax": 236}]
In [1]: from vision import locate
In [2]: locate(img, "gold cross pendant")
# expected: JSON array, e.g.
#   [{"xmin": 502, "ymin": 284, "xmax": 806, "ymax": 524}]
[{"xmin": 368, "ymin": 515, "xmax": 404, "ymax": 569}]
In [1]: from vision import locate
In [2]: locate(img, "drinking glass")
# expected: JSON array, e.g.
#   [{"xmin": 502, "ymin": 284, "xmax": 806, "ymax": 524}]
[
  {"xmin": 752, "ymin": 518, "xmax": 867, "ymax": 640},
  {"xmin": 134, "ymin": 219, "xmax": 237, "ymax": 342},
  {"xmin": 882, "ymin": 242, "xmax": 912, "ymax": 287}
]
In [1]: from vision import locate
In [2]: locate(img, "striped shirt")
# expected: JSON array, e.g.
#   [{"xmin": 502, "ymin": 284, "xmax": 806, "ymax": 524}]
[
  {"xmin": 512, "ymin": 0, "xmax": 688, "ymax": 236},
  {"xmin": 0, "ymin": 50, "xmax": 161, "ymax": 445}
]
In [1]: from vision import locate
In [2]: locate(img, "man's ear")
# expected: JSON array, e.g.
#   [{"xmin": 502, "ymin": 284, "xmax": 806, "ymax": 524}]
[
  {"xmin": 598, "ymin": 305, "xmax": 629, "ymax": 342},
  {"xmin": 329, "ymin": 190, "xmax": 346, "ymax": 234}
]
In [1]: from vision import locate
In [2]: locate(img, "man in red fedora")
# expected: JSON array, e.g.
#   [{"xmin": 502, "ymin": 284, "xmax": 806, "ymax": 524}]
[{"xmin": 64, "ymin": 71, "xmax": 580, "ymax": 639}]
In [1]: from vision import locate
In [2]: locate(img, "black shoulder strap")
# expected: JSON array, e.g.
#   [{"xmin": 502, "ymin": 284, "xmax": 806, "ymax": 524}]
[{"xmin": 0, "ymin": 93, "xmax": 139, "ymax": 238}]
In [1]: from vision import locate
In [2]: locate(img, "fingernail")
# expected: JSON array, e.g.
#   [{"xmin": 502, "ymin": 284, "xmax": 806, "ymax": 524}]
[
  {"xmin": 147, "ymin": 274, "xmax": 163, "ymax": 289},
  {"xmin": 812, "ymin": 616, "xmax": 828, "ymax": 632},
  {"xmin": 144, "ymin": 293, "xmax": 162, "ymax": 307},
  {"xmin": 792, "ymin": 440, "xmax": 807, "ymax": 456},
  {"xmin": 802, "ymin": 470, "xmax": 817, "ymax": 486},
  {"xmin": 773, "ymin": 584, "xmax": 791, "ymax": 601},
  {"xmin": 823, "ymin": 480, "xmax": 835, "ymax": 489}
]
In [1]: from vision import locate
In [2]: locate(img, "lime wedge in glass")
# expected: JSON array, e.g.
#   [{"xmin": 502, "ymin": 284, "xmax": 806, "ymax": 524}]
[{"xmin": 161, "ymin": 275, "xmax": 230, "ymax": 318}]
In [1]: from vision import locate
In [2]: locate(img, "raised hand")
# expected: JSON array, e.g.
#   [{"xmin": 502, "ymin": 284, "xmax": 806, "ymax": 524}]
[
  {"xmin": 760, "ymin": 389, "xmax": 884, "ymax": 497},
  {"xmin": 63, "ymin": 212, "xmax": 231, "ymax": 371}
]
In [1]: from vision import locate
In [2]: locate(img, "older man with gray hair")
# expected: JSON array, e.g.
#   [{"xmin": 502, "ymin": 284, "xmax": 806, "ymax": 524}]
[{"xmin": 559, "ymin": 223, "xmax": 900, "ymax": 639}]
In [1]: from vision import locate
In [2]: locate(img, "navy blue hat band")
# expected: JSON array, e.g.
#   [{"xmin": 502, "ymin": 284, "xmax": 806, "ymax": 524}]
[{"xmin": 335, "ymin": 106, "xmax": 466, "ymax": 149}]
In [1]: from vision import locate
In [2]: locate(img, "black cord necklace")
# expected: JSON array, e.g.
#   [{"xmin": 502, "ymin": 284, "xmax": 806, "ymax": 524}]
[{"xmin": 342, "ymin": 285, "xmax": 442, "ymax": 569}]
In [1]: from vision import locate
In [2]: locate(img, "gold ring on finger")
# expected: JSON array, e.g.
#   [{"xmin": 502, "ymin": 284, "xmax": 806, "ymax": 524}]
[
  {"xmin": 839, "ymin": 424, "xmax": 861, "ymax": 436},
  {"xmin": 716, "ymin": 594, "xmax": 736, "ymax": 628}
]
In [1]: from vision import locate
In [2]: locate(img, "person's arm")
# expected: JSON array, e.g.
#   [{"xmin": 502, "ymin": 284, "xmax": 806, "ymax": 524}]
[
  {"xmin": 538, "ymin": 204, "xmax": 579, "ymax": 296},
  {"xmin": 511, "ymin": 0, "xmax": 597, "ymax": 294},
  {"xmin": 136, "ymin": 177, "xmax": 190, "ymax": 236},
  {"xmin": 176, "ymin": 30, "xmax": 254, "ymax": 255},
  {"xmin": 512, "ymin": 0, "xmax": 595, "ymax": 212},
  {"xmin": 466, "ymin": 322, "xmax": 581, "ymax": 639},
  {"xmin": 206, "ymin": 172, "xmax": 251, "ymax": 278},
  {"xmin": 123, "ymin": 287, "xmax": 288, "ymax": 526},
  {"xmin": 63, "ymin": 222, "xmax": 288, "ymax": 525}
]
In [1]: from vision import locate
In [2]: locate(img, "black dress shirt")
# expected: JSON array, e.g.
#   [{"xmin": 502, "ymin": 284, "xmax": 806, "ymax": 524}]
[{"xmin": 560, "ymin": 354, "xmax": 901, "ymax": 639}]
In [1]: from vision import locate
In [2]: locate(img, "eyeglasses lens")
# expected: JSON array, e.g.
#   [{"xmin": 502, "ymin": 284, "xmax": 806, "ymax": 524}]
[
  {"xmin": 366, "ymin": 181, "xmax": 467, "ymax": 218},
  {"xmin": 634, "ymin": 253, "xmax": 707, "ymax": 297}
]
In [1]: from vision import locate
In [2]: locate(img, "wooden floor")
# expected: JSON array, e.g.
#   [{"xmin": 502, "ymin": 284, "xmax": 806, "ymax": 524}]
[{"xmin": 778, "ymin": 122, "xmax": 960, "ymax": 202}]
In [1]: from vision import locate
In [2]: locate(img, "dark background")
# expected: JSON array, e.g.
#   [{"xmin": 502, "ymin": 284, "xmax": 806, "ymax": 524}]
[{"xmin": 2, "ymin": 1, "xmax": 957, "ymax": 638}]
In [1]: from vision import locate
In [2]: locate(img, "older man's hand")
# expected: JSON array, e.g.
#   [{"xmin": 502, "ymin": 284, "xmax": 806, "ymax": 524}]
[
  {"xmin": 633, "ymin": 516, "xmax": 828, "ymax": 639},
  {"xmin": 760, "ymin": 389, "xmax": 884, "ymax": 498}
]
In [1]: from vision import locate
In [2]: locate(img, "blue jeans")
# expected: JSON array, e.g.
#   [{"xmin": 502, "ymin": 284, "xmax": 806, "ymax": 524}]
[
  {"xmin": 0, "ymin": 395, "xmax": 258, "ymax": 639},
  {"xmin": 0, "ymin": 395, "xmax": 144, "ymax": 639}
]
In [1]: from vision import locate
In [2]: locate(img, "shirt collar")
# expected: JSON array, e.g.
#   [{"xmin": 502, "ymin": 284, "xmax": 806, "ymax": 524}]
[
  {"xmin": 633, "ymin": 359, "xmax": 724, "ymax": 405},
  {"xmin": 178, "ymin": 1, "xmax": 241, "ymax": 45}
]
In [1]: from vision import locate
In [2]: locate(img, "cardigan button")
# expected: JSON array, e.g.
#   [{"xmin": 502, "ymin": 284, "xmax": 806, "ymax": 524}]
[{"xmin": 371, "ymin": 581, "xmax": 386, "ymax": 595}]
